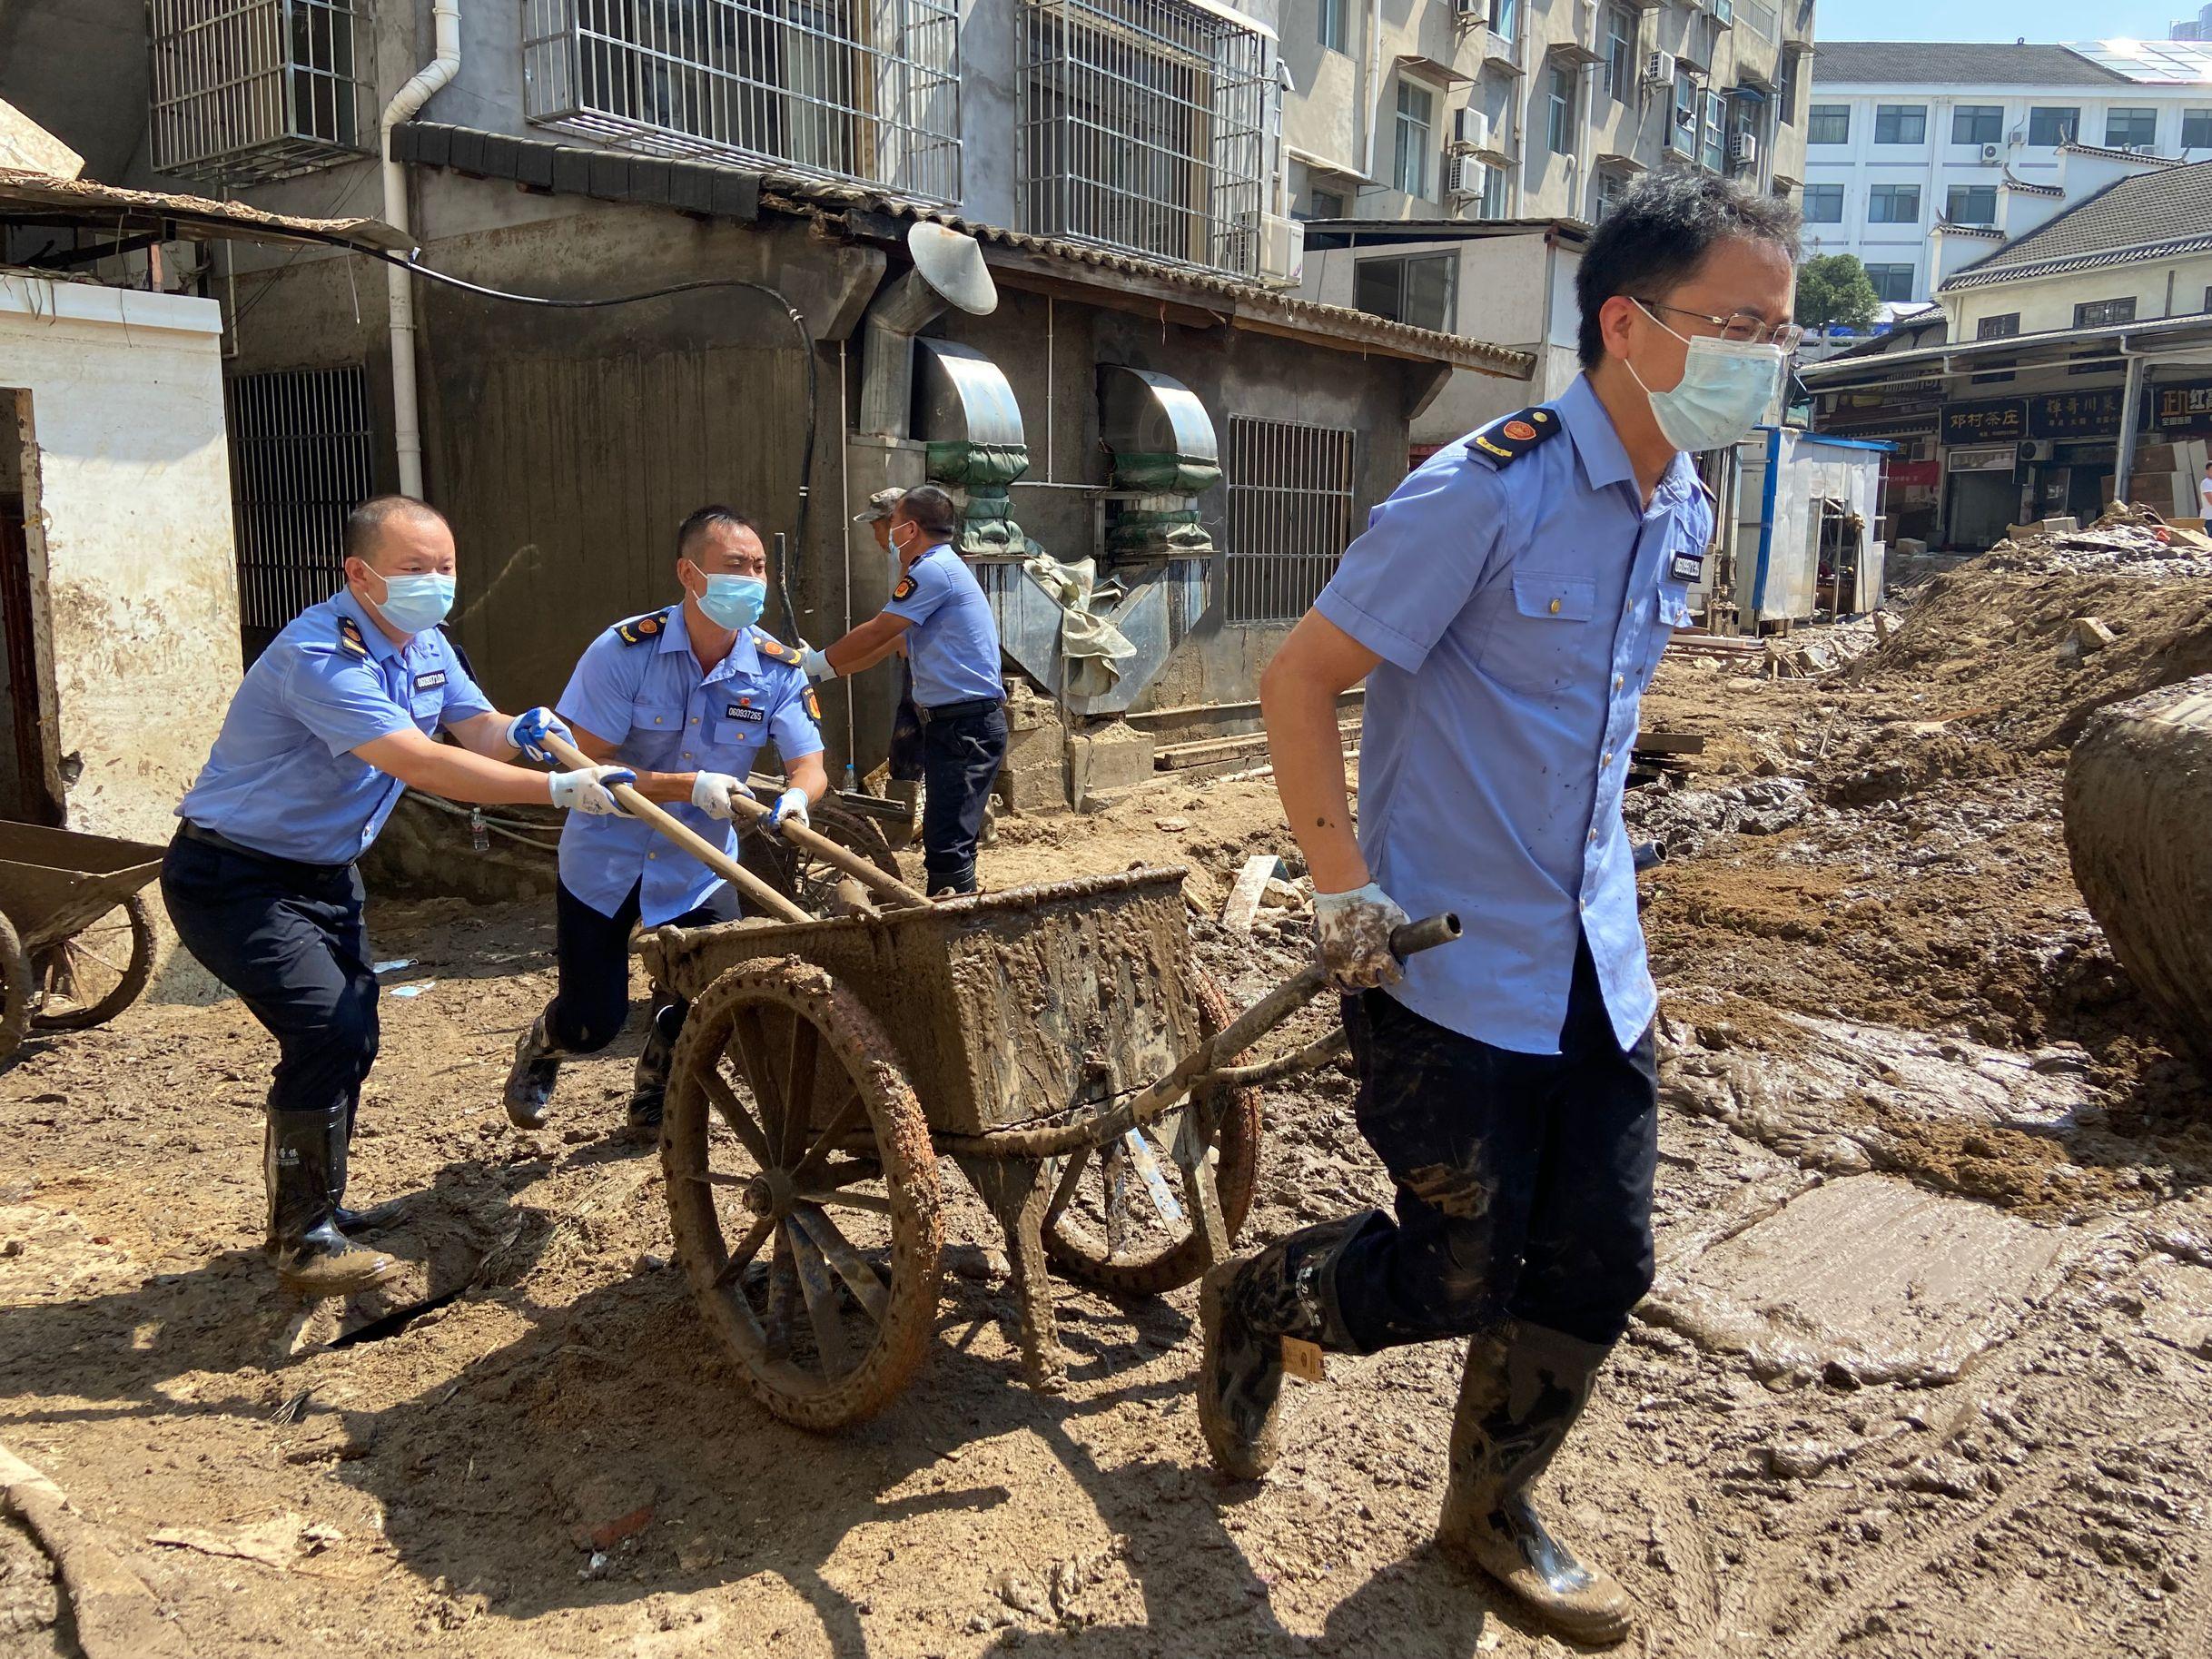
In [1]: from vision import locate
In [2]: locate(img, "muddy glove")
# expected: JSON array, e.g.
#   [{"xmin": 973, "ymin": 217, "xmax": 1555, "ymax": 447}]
[
  {"xmin": 548, "ymin": 765, "xmax": 636, "ymax": 815},
  {"xmin": 799, "ymin": 646, "xmax": 834, "ymax": 682},
  {"xmin": 504, "ymin": 706, "xmax": 571, "ymax": 765},
  {"xmin": 766, "ymin": 786, "xmax": 811, "ymax": 834},
  {"xmin": 689, "ymin": 771, "xmax": 752, "ymax": 821},
  {"xmin": 1313, "ymin": 882, "xmax": 1412, "ymax": 992}
]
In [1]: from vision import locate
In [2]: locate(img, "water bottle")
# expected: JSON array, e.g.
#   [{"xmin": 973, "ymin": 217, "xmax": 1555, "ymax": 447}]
[
  {"xmin": 842, "ymin": 759, "xmax": 857, "ymax": 795},
  {"xmin": 470, "ymin": 806, "xmax": 489, "ymax": 854}
]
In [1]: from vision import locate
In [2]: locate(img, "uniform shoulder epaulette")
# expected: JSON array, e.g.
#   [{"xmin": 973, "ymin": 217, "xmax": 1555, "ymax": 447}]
[
  {"xmin": 613, "ymin": 607, "xmax": 671, "ymax": 647},
  {"xmin": 338, "ymin": 615, "xmax": 370, "ymax": 658},
  {"xmin": 751, "ymin": 627, "xmax": 804, "ymax": 667},
  {"xmin": 1467, "ymin": 406, "xmax": 1563, "ymax": 467}
]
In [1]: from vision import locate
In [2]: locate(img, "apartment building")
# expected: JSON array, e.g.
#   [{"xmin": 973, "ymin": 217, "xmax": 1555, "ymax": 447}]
[
  {"xmin": 1804, "ymin": 38, "xmax": 2212, "ymax": 305},
  {"xmin": 1279, "ymin": 0, "xmax": 1815, "ymax": 230}
]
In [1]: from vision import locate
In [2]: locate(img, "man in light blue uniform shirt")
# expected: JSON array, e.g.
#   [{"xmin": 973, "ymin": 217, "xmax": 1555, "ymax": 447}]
[
  {"xmin": 504, "ymin": 506, "xmax": 826, "ymax": 1133},
  {"xmin": 802, "ymin": 485, "xmax": 1004, "ymax": 894},
  {"xmin": 163, "ymin": 496, "xmax": 632, "ymax": 1299},
  {"xmin": 1197, "ymin": 174, "xmax": 1802, "ymax": 1645}
]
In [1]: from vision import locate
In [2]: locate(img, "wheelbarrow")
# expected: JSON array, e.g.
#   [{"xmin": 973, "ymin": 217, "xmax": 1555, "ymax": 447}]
[{"xmin": 0, "ymin": 821, "xmax": 167, "ymax": 1063}]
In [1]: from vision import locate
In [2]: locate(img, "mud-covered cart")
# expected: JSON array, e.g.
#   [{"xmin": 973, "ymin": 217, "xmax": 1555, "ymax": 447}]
[
  {"xmin": 0, "ymin": 821, "xmax": 165, "ymax": 1062},
  {"xmin": 638, "ymin": 869, "xmax": 1456, "ymax": 1430}
]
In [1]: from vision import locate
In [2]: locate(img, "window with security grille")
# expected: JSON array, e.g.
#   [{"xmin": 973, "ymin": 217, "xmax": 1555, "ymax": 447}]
[
  {"xmin": 1224, "ymin": 415, "xmax": 1357, "ymax": 625},
  {"xmin": 2075, "ymin": 297, "xmax": 2137, "ymax": 328},
  {"xmin": 225, "ymin": 367, "xmax": 375, "ymax": 653},
  {"xmin": 1951, "ymin": 104, "xmax": 2002, "ymax": 145},
  {"xmin": 147, "ymin": 0, "xmax": 373, "ymax": 183},
  {"xmin": 2105, "ymin": 107, "xmax": 2158, "ymax": 148},
  {"xmin": 1946, "ymin": 184, "xmax": 1996, "ymax": 225},
  {"xmin": 1976, "ymin": 312, "xmax": 2019, "ymax": 339},
  {"xmin": 1019, "ymin": 0, "xmax": 1269, "ymax": 273},
  {"xmin": 521, "ymin": 0, "xmax": 963, "ymax": 201}
]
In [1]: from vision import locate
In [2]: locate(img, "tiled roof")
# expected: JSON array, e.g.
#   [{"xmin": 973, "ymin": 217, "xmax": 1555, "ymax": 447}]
[
  {"xmin": 1809, "ymin": 41, "xmax": 2130, "ymax": 86},
  {"xmin": 2056, "ymin": 140, "xmax": 2187, "ymax": 168},
  {"xmin": 1941, "ymin": 157, "xmax": 2212, "ymax": 289},
  {"xmin": 391, "ymin": 123, "xmax": 1531, "ymax": 378}
]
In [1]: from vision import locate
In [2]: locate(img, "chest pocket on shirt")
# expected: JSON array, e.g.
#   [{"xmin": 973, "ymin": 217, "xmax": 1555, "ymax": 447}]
[
  {"xmin": 626, "ymin": 695, "xmax": 687, "ymax": 766},
  {"xmin": 1478, "ymin": 572, "xmax": 1600, "ymax": 696},
  {"xmin": 702, "ymin": 701, "xmax": 771, "ymax": 766},
  {"xmin": 407, "ymin": 677, "xmax": 446, "ymax": 730}
]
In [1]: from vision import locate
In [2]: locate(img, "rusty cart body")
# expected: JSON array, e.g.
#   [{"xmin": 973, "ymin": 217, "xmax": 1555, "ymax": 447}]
[
  {"xmin": 638, "ymin": 866, "xmax": 1425, "ymax": 1430},
  {"xmin": 0, "ymin": 821, "xmax": 166, "ymax": 1062}
]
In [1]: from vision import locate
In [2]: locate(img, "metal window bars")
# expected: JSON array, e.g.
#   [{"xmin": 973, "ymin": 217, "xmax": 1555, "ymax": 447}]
[
  {"xmin": 1223, "ymin": 414, "xmax": 1357, "ymax": 625},
  {"xmin": 1018, "ymin": 0, "xmax": 1269, "ymax": 276},
  {"xmin": 147, "ymin": 0, "xmax": 373, "ymax": 183},
  {"xmin": 225, "ymin": 367, "xmax": 375, "ymax": 635},
  {"xmin": 521, "ymin": 0, "xmax": 962, "ymax": 202}
]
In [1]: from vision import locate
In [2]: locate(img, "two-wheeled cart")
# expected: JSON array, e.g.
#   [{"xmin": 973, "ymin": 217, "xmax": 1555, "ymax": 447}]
[{"xmin": 0, "ymin": 822, "xmax": 165, "ymax": 1063}]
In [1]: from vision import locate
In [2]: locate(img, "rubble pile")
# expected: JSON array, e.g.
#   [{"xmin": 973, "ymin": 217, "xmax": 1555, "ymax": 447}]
[{"xmin": 1973, "ymin": 501, "xmax": 2212, "ymax": 579}]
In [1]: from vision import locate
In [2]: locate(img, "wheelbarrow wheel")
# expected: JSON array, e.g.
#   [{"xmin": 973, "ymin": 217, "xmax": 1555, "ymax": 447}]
[
  {"xmin": 0, "ymin": 912, "xmax": 29, "ymax": 1064},
  {"xmin": 31, "ymin": 894, "xmax": 155, "ymax": 1032},
  {"xmin": 1040, "ymin": 970, "xmax": 1263, "ymax": 1297},
  {"xmin": 742, "ymin": 801, "xmax": 902, "ymax": 914},
  {"xmin": 662, "ymin": 957, "xmax": 943, "ymax": 1430}
]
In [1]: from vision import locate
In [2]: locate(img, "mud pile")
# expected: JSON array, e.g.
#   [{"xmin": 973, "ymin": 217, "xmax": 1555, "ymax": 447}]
[{"xmin": 1976, "ymin": 500, "xmax": 2212, "ymax": 578}]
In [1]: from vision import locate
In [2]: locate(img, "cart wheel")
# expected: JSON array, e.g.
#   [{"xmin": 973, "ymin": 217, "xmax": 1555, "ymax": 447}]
[
  {"xmin": 1041, "ymin": 970, "xmax": 1263, "ymax": 1297},
  {"xmin": 662, "ymin": 957, "xmax": 943, "ymax": 1430},
  {"xmin": 31, "ymin": 894, "xmax": 155, "ymax": 1032},
  {"xmin": 0, "ymin": 912, "xmax": 28, "ymax": 1064},
  {"xmin": 742, "ymin": 801, "xmax": 902, "ymax": 914}
]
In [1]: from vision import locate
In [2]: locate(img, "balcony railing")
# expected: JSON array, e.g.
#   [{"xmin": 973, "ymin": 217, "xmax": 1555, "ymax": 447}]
[
  {"xmin": 1018, "ymin": 0, "xmax": 1271, "ymax": 277},
  {"xmin": 521, "ymin": 0, "xmax": 963, "ymax": 202}
]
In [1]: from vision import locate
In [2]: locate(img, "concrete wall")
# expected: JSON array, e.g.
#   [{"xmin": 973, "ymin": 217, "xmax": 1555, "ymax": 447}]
[{"xmin": 0, "ymin": 277, "xmax": 243, "ymax": 848}]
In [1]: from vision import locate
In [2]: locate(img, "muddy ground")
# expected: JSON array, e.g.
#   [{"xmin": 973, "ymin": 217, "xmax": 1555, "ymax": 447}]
[{"xmin": 4, "ymin": 559, "xmax": 2212, "ymax": 1658}]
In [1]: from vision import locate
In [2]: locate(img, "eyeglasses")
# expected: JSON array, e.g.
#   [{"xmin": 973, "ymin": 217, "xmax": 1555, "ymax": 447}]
[{"xmin": 1635, "ymin": 299, "xmax": 1805, "ymax": 352}]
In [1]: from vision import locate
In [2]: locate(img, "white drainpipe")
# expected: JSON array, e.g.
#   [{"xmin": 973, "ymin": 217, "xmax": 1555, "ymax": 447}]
[{"xmin": 381, "ymin": 0, "xmax": 461, "ymax": 499}]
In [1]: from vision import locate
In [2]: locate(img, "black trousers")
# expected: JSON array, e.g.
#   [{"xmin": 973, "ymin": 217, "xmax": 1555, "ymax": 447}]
[
  {"xmin": 160, "ymin": 834, "xmax": 378, "ymax": 1126},
  {"xmin": 544, "ymin": 877, "xmax": 743, "ymax": 1053},
  {"xmin": 919, "ymin": 702, "xmax": 1006, "ymax": 894},
  {"xmin": 1328, "ymin": 934, "xmax": 1660, "ymax": 1353}
]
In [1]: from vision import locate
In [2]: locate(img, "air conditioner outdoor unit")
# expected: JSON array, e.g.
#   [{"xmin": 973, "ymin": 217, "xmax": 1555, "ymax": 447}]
[
  {"xmin": 2128, "ymin": 143, "xmax": 2159, "ymax": 155},
  {"xmin": 2018, "ymin": 439, "xmax": 2054, "ymax": 462},
  {"xmin": 1245, "ymin": 210, "xmax": 1306, "ymax": 286},
  {"xmin": 1644, "ymin": 50, "xmax": 1676, "ymax": 86},
  {"xmin": 1448, "ymin": 153, "xmax": 1486, "ymax": 196},
  {"xmin": 1453, "ymin": 107, "xmax": 1490, "ymax": 151},
  {"xmin": 1454, "ymin": 0, "xmax": 1485, "ymax": 17},
  {"xmin": 1980, "ymin": 143, "xmax": 2002, "ymax": 163},
  {"xmin": 1730, "ymin": 132, "xmax": 1757, "ymax": 164}
]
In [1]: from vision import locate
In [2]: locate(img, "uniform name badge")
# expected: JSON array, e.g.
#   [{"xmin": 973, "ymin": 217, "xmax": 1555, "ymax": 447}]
[
  {"xmin": 1669, "ymin": 550, "xmax": 1703, "ymax": 584},
  {"xmin": 726, "ymin": 702, "xmax": 765, "ymax": 724},
  {"xmin": 414, "ymin": 670, "xmax": 448, "ymax": 691}
]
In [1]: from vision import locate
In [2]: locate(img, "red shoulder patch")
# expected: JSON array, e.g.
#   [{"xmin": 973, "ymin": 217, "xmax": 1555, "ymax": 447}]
[
  {"xmin": 1502, "ymin": 420, "xmax": 1538, "ymax": 441},
  {"xmin": 638, "ymin": 615, "xmax": 661, "ymax": 635}
]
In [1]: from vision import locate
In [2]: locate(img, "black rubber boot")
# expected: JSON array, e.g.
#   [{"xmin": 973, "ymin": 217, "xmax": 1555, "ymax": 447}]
[
  {"xmin": 265, "ymin": 1108, "xmax": 400, "ymax": 1299},
  {"xmin": 503, "ymin": 1009, "xmax": 568, "ymax": 1130},
  {"xmin": 627, "ymin": 999, "xmax": 684, "ymax": 1132},
  {"xmin": 1196, "ymin": 1213, "xmax": 1370, "ymax": 1480},
  {"xmin": 1437, "ymin": 1320, "xmax": 1635, "ymax": 1646}
]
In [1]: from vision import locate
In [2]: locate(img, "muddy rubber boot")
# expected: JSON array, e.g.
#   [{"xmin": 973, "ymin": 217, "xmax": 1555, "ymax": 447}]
[
  {"xmin": 627, "ymin": 1000, "xmax": 683, "ymax": 1133},
  {"xmin": 1437, "ymin": 1320, "xmax": 1635, "ymax": 1646},
  {"xmin": 1196, "ymin": 1213, "xmax": 1369, "ymax": 1480},
  {"xmin": 266, "ymin": 1108, "xmax": 401, "ymax": 1299},
  {"xmin": 503, "ymin": 1009, "xmax": 568, "ymax": 1130}
]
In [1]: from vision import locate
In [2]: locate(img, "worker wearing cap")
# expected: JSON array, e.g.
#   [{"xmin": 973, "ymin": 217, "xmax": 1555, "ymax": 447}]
[
  {"xmin": 1200, "ymin": 173, "xmax": 1801, "ymax": 1645},
  {"xmin": 163, "ymin": 496, "xmax": 634, "ymax": 1299},
  {"xmin": 503, "ymin": 506, "xmax": 827, "ymax": 1134},
  {"xmin": 852, "ymin": 487, "xmax": 928, "ymax": 805},
  {"xmin": 804, "ymin": 484, "xmax": 1004, "ymax": 895}
]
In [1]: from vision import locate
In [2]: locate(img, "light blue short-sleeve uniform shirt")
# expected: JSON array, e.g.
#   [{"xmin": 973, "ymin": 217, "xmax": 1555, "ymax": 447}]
[
  {"xmin": 176, "ymin": 588, "xmax": 493, "ymax": 864},
  {"xmin": 1313, "ymin": 374, "xmax": 1712, "ymax": 1056},
  {"xmin": 555, "ymin": 604, "xmax": 825, "ymax": 924},
  {"xmin": 883, "ymin": 544, "xmax": 1004, "ymax": 708}
]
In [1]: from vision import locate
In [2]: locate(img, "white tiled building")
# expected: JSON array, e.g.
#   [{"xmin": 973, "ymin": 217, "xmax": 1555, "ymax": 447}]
[{"xmin": 1803, "ymin": 38, "xmax": 2212, "ymax": 305}]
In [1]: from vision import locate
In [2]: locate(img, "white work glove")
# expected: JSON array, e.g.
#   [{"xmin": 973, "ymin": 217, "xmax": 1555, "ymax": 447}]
[
  {"xmin": 1312, "ymin": 881, "xmax": 1413, "ymax": 992},
  {"xmin": 799, "ymin": 646, "xmax": 834, "ymax": 682},
  {"xmin": 689, "ymin": 771, "xmax": 752, "ymax": 821},
  {"xmin": 766, "ymin": 786, "xmax": 811, "ymax": 834},
  {"xmin": 504, "ymin": 706, "xmax": 571, "ymax": 764},
  {"xmin": 548, "ymin": 765, "xmax": 636, "ymax": 815}
]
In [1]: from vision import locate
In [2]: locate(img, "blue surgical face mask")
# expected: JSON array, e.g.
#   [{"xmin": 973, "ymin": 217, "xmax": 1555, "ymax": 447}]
[
  {"xmin": 366, "ymin": 570, "xmax": 455, "ymax": 635},
  {"xmin": 1628, "ymin": 308, "xmax": 1786, "ymax": 453},
  {"xmin": 692, "ymin": 568, "xmax": 766, "ymax": 632}
]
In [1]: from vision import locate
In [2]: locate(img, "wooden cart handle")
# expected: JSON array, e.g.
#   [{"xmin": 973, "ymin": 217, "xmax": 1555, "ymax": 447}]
[
  {"xmin": 538, "ymin": 733, "xmax": 813, "ymax": 925},
  {"xmin": 723, "ymin": 789, "xmax": 932, "ymax": 910}
]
